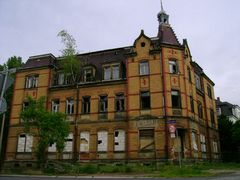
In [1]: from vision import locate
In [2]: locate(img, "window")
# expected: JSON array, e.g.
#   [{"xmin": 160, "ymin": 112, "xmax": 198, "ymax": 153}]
[
  {"xmin": 216, "ymin": 107, "xmax": 221, "ymax": 116},
  {"xmin": 169, "ymin": 60, "xmax": 178, "ymax": 74},
  {"xmin": 171, "ymin": 90, "xmax": 181, "ymax": 108},
  {"xmin": 48, "ymin": 142, "xmax": 56, "ymax": 152},
  {"xmin": 66, "ymin": 98, "xmax": 74, "ymax": 115},
  {"xmin": 64, "ymin": 133, "xmax": 73, "ymax": 152},
  {"xmin": 195, "ymin": 74, "xmax": 202, "ymax": 90},
  {"xmin": 22, "ymin": 102, "xmax": 29, "ymax": 110},
  {"xmin": 83, "ymin": 68, "xmax": 93, "ymax": 82},
  {"xmin": 17, "ymin": 134, "xmax": 33, "ymax": 152},
  {"xmin": 140, "ymin": 91, "xmax": 150, "ymax": 109},
  {"xmin": 115, "ymin": 93, "xmax": 125, "ymax": 112},
  {"xmin": 191, "ymin": 131, "xmax": 198, "ymax": 151},
  {"xmin": 80, "ymin": 131, "xmax": 90, "ymax": 153},
  {"xmin": 25, "ymin": 75, "xmax": 39, "ymax": 88},
  {"xmin": 82, "ymin": 96, "xmax": 91, "ymax": 114},
  {"xmin": 198, "ymin": 101, "xmax": 203, "ymax": 119},
  {"xmin": 190, "ymin": 96, "xmax": 194, "ymax": 113},
  {"xmin": 139, "ymin": 129, "xmax": 154, "ymax": 151},
  {"xmin": 103, "ymin": 64, "xmax": 120, "ymax": 80},
  {"xmin": 97, "ymin": 131, "xmax": 108, "ymax": 152},
  {"xmin": 58, "ymin": 73, "xmax": 65, "ymax": 85},
  {"xmin": 207, "ymin": 85, "xmax": 212, "ymax": 99},
  {"xmin": 213, "ymin": 140, "xmax": 218, "ymax": 153},
  {"xmin": 200, "ymin": 134, "xmax": 207, "ymax": 158},
  {"xmin": 51, "ymin": 99, "xmax": 60, "ymax": 113},
  {"xmin": 188, "ymin": 67, "xmax": 192, "ymax": 83},
  {"xmin": 114, "ymin": 130, "xmax": 125, "ymax": 151},
  {"xmin": 210, "ymin": 109, "xmax": 215, "ymax": 127},
  {"xmin": 99, "ymin": 95, "xmax": 108, "ymax": 112},
  {"xmin": 139, "ymin": 61, "xmax": 149, "ymax": 75}
]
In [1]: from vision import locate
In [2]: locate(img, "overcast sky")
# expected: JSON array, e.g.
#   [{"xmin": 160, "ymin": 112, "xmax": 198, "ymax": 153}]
[{"xmin": 0, "ymin": 0, "xmax": 240, "ymax": 105}]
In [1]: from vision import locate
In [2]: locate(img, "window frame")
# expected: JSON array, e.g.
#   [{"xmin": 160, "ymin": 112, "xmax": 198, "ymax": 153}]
[
  {"xmin": 82, "ymin": 96, "xmax": 91, "ymax": 114},
  {"xmin": 115, "ymin": 93, "xmax": 125, "ymax": 112},
  {"xmin": 139, "ymin": 61, "xmax": 149, "ymax": 76},
  {"xmin": 140, "ymin": 91, "xmax": 151, "ymax": 109},
  {"xmin": 103, "ymin": 63, "xmax": 120, "ymax": 80},
  {"xmin": 51, "ymin": 99, "xmax": 60, "ymax": 113},
  {"xmin": 169, "ymin": 60, "xmax": 178, "ymax": 74},
  {"xmin": 25, "ymin": 74, "xmax": 39, "ymax": 89},
  {"xmin": 207, "ymin": 85, "xmax": 212, "ymax": 99},
  {"xmin": 171, "ymin": 90, "xmax": 181, "ymax": 109},
  {"xmin": 99, "ymin": 95, "xmax": 108, "ymax": 113},
  {"xmin": 83, "ymin": 67, "xmax": 93, "ymax": 82},
  {"xmin": 17, "ymin": 133, "xmax": 33, "ymax": 153},
  {"xmin": 66, "ymin": 97, "xmax": 74, "ymax": 115}
]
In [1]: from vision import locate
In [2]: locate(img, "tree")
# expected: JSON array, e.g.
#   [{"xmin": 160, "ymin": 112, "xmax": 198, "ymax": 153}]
[
  {"xmin": 232, "ymin": 120, "xmax": 240, "ymax": 159},
  {"xmin": 58, "ymin": 30, "xmax": 84, "ymax": 160},
  {"xmin": 20, "ymin": 96, "xmax": 70, "ymax": 163},
  {"xmin": 6, "ymin": 56, "xmax": 23, "ymax": 69}
]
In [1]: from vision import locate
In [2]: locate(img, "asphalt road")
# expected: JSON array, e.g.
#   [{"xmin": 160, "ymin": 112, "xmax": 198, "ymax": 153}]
[{"xmin": 0, "ymin": 173, "xmax": 240, "ymax": 180}]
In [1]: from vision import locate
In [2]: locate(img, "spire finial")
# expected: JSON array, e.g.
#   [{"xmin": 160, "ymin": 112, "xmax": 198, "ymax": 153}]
[
  {"xmin": 157, "ymin": 0, "xmax": 169, "ymax": 25},
  {"xmin": 161, "ymin": 0, "xmax": 164, "ymax": 12}
]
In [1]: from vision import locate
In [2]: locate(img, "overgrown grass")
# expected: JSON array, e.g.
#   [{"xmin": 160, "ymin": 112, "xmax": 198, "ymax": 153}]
[{"xmin": 6, "ymin": 162, "xmax": 240, "ymax": 177}]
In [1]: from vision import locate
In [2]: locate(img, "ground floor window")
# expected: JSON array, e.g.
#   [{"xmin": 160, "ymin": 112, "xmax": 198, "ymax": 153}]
[
  {"xmin": 114, "ymin": 130, "xmax": 125, "ymax": 151},
  {"xmin": 139, "ymin": 129, "xmax": 154, "ymax": 151},
  {"xmin": 97, "ymin": 131, "xmax": 108, "ymax": 152},
  {"xmin": 17, "ymin": 134, "xmax": 33, "ymax": 153},
  {"xmin": 80, "ymin": 131, "xmax": 90, "ymax": 152}
]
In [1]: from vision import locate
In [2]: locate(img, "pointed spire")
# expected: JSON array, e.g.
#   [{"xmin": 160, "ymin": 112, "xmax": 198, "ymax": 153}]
[{"xmin": 157, "ymin": 0, "xmax": 169, "ymax": 25}]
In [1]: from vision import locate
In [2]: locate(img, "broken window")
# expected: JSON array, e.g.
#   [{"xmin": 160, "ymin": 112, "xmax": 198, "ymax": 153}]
[
  {"xmin": 171, "ymin": 90, "xmax": 181, "ymax": 108},
  {"xmin": 25, "ymin": 75, "xmax": 39, "ymax": 88},
  {"xmin": 190, "ymin": 96, "xmax": 194, "ymax": 113},
  {"xmin": 114, "ymin": 130, "xmax": 125, "ymax": 151},
  {"xmin": 210, "ymin": 109, "xmax": 215, "ymax": 127},
  {"xmin": 169, "ymin": 60, "xmax": 178, "ymax": 74},
  {"xmin": 51, "ymin": 99, "xmax": 60, "ymax": 113},
  {"xmin": 80, "ymin": 131, "xmax": 90, "ymax": 152},
  {"xmin": 97, "ymin": 131, "xmax": 108, "ymax": 152},
  {"xmin": 140, "ymin": 91, "xmax": 150, "ymax": 109},
  {"xmin": 200, "ymin": 134, "xmax": 206, "ymax": 158},
  {"xmin": 191, "ymin": 131, "xmax": 198, "ymax": 151},
  {"xmin": 195, "ymin": 74, "xmax": 202, "ymax": 90},
  {"xmin": 115, "ymin": 93, "xmax": 125, "ymax": 112},
  {"xmin": 48, "ymin": 142, "xmax": 56, "ymax": 152},
  {"xmin": 139, "ymin": 129, "xmax": 154, "ymax": 151},
  {"xmin": 17, "ymin": 134, "xmax": 33, "ymax": 153},
  {"xmin": 66, "ymin": 97, "xmax": 74, "ymax": 115},
  {"xmin": 99, "ymin": 95, "xmax": 108, "ymax": 112},
  {"xmin": 64, "ymin": 133, "xmax": 73, "ymax": 152},
  {"xmin": 207, "ymin": 85, "xmax": 212, "ymax": 99},
  {"xmin": 82, "ymin": 96, "xmax": 91, "ymax": 114},
  {"xmin": 198, "ymin": 101, "xmax": 203, "ymax": 119}
]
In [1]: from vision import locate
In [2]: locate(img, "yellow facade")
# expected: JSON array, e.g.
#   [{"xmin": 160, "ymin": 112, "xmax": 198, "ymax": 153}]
[{"xmin": 4, "ymin": 7, "xmax": 220, "ymax": 167}]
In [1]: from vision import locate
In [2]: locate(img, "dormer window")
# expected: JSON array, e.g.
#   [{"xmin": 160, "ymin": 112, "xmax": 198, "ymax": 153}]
[
  {"xmin": 25, "ymin": 75, "xmax": 39, "ymax": 88},
  {"xmin": 83, "ymin": 66, "xmax": 95, "ymax": 82},
  {"xmin": 103, "ymin": 64, "xmax": 120, "ymax": 80}
]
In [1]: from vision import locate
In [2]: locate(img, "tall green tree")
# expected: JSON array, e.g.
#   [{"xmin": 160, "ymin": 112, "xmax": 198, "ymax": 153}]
[
  {"xmin": 58, "ymin": 30, "xmax": 84, "ymax": 161},
  {"xmin": 20, "ymin": 96, "xmax": 70, "ymax": 163},
  {"xmin": 6, "ymin": 56, "xmax": 23, "ymax": 69}
]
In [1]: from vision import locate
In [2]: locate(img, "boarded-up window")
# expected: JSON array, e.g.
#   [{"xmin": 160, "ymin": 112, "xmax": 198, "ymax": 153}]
[
  {"xmin": 48, "ymin": 143, "xmax": 56, "ymax": 152},
  {"xmin": 64, "ymin": 133, "xmax": 73, "ymax": 152},
  {"xmin": 139, "ymin": 129, "xmax": 154, "ymax": 151},
  {"xmin": 200, "ymin": 134, "xmax": 206, "ymax": 159},
  {"xmin": 80, "ymin": 131, "xmax": 90, "ymax": 152},
  {"xmin": 97, "ymin": 131, "xmax": 108, "ymax": 152},
  {"xmin": 191, "ymin": 131, "xmax": 198, "ymax": 151},
  {"xmin": 17, "ymin": 134, "xmax": 33, "ymax": 152},
  {"xmin": 114, "ymin": 130, "xmax": 125, "ymax": 151}
]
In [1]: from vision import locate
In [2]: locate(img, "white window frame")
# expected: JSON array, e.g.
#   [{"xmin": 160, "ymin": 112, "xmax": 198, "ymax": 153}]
[
  {"xmin": 80, "ymin": 131, "xmax": 90, "ymax": 153},
  {"xmin": 97, "ymin": 131, "xmax": 108, "ymax": 152},
  {"xmin": 17, "ymin": 134, "xmax": 33, "ymax": 153},
  {"xmin": 139, "ymin": 61, "xmax": 149, "ymax": 75},
  {"xmin": 66, "ymin": 98, "xmax": 74, "ymax": 115},
  {"xmin": 169, "ymin": 60, "xmax": 178, "ymax": 74},
  {"xmin": 103, "ymin": 64, "xmax": 120, "ymax": 80},
  {"xmin": 25, "ymin": 75, "xmax": 39, "ymax": 88},
  {"xmin": 64, "ymin": 133, "xmax": 73, "ymax": 152},
  {"xmin": 51, "ymin": 99, "xmax": 60, "ymax": 113},
  {"xmin": 114, "ymin": 130, "xmax": 125, "ymax": 151}
]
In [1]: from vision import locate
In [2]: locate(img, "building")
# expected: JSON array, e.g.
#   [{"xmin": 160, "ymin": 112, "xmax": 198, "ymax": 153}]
[
  {"xmin": 4, "ymin": 4, "xmax": 219, "ymax": 167},
  {"xmin": 216, "ymin": 97, "xmax": 240, "ymax": 123}
]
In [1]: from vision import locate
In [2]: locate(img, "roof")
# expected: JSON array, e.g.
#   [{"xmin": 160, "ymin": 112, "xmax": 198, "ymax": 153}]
[
  {"xmin": 157, "ymin": 24, "xmax": 180, "ymax": 46},
  {"xmin": 23, "ymin": 54, "xmax": 56, "ymax": 69}
]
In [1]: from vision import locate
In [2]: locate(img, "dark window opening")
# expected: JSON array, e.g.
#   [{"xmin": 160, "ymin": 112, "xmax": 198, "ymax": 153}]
[
  {"xmin": 190, "ymin": 96, "xmax": 194, "ymax": 113},
  {"xmin": 207, "ymin": 85, "xmax": 212, "ymax": 99},
  {"xmin": 82, "ymin": 96, "xmax": 91, "ymax": 114},
  {"xmin": 115, "ymin": 93, "xmax": 125, "ymax": 112},
  {"xmin": 198, "ymin": 102, "xmax": 203, "ymax": 119},
  {"xmin": 171, "ymin": 90, "xmax": 181, "ymax": 108},
  {"xmin": 99, "ymin": 95, "xmax": 108, "ymax": 112},
  {"xmin": 140, "ymin": 91, "xmax": 150, "ymax": 109},
  {"xmin": 141, "ymin": 42, "xmax": 146, "ymax": 47}
]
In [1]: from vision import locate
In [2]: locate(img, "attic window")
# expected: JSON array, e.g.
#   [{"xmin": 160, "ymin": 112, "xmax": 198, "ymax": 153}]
[{"xmin": 141, "ymin": 42, "xmax": 145, "ymax": 47}]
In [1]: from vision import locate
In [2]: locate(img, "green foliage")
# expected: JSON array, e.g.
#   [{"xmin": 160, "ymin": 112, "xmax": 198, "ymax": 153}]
[
  {"xmin": 0, "ymin": 64, "xmax": 4, "ymax": 71},
  {"xmin": 232, "ymin": 120, "xmax": 240, "ymax": 147},
  {"xmin": 6, "ymin": 56, "xmax": 23, "ymax": 69},
  {"xmin": 58, "ymin": 30, "xmax": 83, "ymax": 84},
  {"xmin": 20, "ymin": 96, "xmax": 70, "ymax": 162}
]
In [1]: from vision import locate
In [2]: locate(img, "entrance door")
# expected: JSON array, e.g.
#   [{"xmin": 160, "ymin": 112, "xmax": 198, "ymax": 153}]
[{"xmin": 139, "ymin": 129, "xmax": 155, "ymax": 158}]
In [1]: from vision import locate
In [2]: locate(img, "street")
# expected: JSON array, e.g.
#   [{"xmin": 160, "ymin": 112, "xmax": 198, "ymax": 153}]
[{"xmin": 0, "ymin": 172, "xmax": 240, "ymax": 180}]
